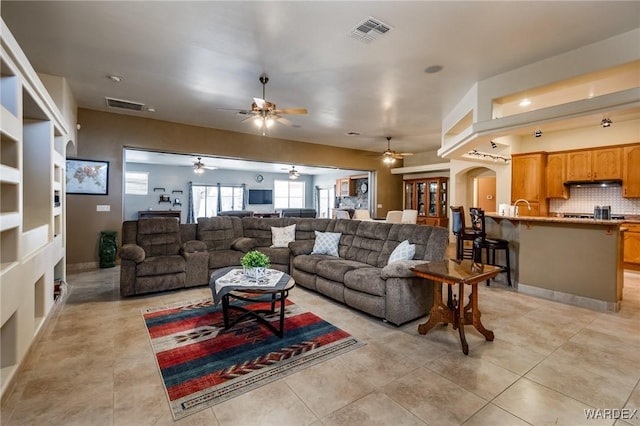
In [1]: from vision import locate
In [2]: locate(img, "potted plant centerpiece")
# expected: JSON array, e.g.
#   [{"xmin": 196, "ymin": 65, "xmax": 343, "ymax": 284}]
[{"xmin": 241, "ymin": 250, "xmax": 271, "ymax": 281}]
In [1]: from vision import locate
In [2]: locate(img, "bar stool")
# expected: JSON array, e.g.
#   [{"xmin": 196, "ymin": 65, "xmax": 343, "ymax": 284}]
[
  {"xmin": 449, "ymin": 206, "xmax": 476, "ymax": 260},
  {"xmin": 469, "ymin": 207, "xmax": 512, "ymax": 286}
]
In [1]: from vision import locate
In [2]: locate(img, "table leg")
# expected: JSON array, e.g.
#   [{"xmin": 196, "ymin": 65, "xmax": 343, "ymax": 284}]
[
  {"xmin": 457, "ymin": 283, "xmax": 469, "ymax": 355},
  {"xmin": 470, "ymin": 284, "xmax": 494, "ymax": 341},
  {"xmin": 222, "ymin": 295, "xmax": 230, "ymax": 329},
  {"xmin": 278, "ymin": 290, "xmax": 287, "ymax": 337},
  {"xmin": 418, "ymin": 281, "xmax": 453, "ymax": 335}
]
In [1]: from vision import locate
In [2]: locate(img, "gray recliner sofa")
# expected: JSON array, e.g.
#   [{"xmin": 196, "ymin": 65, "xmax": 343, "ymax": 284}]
[{"xmin": 119, "ymin": 216, "xmax": 448, "ymax": 325}]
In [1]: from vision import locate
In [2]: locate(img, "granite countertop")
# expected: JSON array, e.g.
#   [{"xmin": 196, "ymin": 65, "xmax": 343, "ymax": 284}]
[{"xmin": 485, "ymin": 213, "xmax": 640, "ymax": 225}]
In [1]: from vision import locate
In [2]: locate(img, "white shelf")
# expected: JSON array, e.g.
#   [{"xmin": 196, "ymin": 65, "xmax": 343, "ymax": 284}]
[
  {"xmin": 0, "ymin": 165, "xmax": 20, "ymax": 184},
  {"xmin": 53, "ymin": 206, "xmax": 62, "ymax": 217},
  {"xmin": 0, "ymin": 212, "xmax": 19, "ymax": 232},
  {"xmin": 0, "ymin": 105, "xmax": 20, "ymax": 142},
  {"xmin": 53, "ymin": 151, "xmax": 64, "ymax": 167}
]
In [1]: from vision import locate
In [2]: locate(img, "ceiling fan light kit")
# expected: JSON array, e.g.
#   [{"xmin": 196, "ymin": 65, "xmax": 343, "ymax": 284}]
[
  {"xmin": 224, "ymin": 74, "xmax": 308, "ymax": 136},
  {"xmin": 381, "ymin": 136, "xmax": 413, "ymax": 165}
]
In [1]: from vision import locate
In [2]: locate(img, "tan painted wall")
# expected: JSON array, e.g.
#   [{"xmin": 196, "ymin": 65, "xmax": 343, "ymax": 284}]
[{"xmin": 68, "ymin": 108, "xmax": 403, "ymax": 265}]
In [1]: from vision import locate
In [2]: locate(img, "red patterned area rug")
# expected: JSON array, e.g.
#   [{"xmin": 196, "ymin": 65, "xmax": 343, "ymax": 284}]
[{"xmin": 142, "ymin": 297, "xmax": 365, "ymax": 420}]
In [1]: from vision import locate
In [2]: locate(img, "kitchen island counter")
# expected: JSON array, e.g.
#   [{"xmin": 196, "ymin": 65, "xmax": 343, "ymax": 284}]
[{"xmin": 484, "ymin": 214, "xmax": 624, "ymax": 312}]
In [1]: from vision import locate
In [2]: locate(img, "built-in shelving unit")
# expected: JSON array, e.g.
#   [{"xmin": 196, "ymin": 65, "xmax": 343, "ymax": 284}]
[{"xmin": 0, "ymin": 19, "xmax": 73, "ymax": 398}]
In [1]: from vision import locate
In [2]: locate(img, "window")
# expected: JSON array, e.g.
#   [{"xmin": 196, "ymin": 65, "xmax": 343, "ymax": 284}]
[
  {"xmin": 192, "ymin": 184, "xmax": 244, "ymax": 217},
  {"xmin": 125, "ymin": 171, "xmax": 148, "ymax": 195},
  {"xmin": 274, "ymin": 180, "xmax": 304, "ymax": 209}
]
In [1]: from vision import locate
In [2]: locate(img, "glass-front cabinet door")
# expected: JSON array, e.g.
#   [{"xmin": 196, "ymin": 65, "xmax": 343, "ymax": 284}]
[
  {"xmin": 440, "ymin": 180, "xmax": 448, "ymax": 217},
  {"xmin": 416, "ymin": 182, "xmax": 426, "ymax": 215},
  {"xmin": 404, "ymin": 181, "xmax": 414, "ymax": 210},
  {"xmin": 428, "ymin": 181, "xmax": 437, "ymax": 216}
]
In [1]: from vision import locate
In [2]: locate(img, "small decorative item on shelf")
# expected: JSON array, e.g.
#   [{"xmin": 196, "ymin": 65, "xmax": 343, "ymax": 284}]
[
  {"xmin": 173, "ymin": 198, "xmax": 182, "ymax": 206},
  {"xmin": 240, "ymin": 250, "xmax": 270, "ymax": 281},
  {"xmin": 159, "ymin": 195, "xmax": 171, "ymax": 203}
]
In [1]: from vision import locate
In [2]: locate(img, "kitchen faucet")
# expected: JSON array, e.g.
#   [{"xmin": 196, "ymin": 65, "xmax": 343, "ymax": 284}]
[{"xmin": 513, "ymin": 199, "xmax": 531, "ymax": 217}]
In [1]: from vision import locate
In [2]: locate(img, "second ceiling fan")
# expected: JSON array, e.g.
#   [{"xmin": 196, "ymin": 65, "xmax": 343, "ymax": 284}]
[
  {"xmin": 382, "ymin": 137, "xmax": 413, "ymax": 164},
  {"xmin": 232, "ymin": 74, "xmax": 308, "ymax": 135}
]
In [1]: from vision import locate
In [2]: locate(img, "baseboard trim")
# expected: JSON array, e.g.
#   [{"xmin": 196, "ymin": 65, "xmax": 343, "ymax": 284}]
[{"xmin": 518, "ymin": 283, "xmax": 620, "ymax": 312}]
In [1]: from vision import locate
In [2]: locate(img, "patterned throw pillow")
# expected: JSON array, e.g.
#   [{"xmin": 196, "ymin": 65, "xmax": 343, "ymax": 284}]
[
  {"xmin": 387, "ymin": 240, "xmax": 416, "ymax": 265},
  {"xmin": 311, "ymin": 231, "xmax": 341, "ymax": 257},
  {"xmin": 271, "ymin": 224, "xmax": 296, "ymax": 248}
]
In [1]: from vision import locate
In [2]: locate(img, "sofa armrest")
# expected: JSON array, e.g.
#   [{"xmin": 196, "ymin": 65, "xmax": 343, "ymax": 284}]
[
  {"xmin": 119, "ymin": 244, "xmax": 145, "ymax": 263},
  {"xmin": 230, "ymin": 237, "xmax": 258, "ymax": 253},
  {"xmin": 381, "ymin": 260, "xmax": 429, "ymax": 279},
  {"xmin": 182, "ymin": 240, "xmax": 208, "ymax": 253},
  {"xmin": 289, "ymin": 239, "xmax": 314, "ymax": 256}
]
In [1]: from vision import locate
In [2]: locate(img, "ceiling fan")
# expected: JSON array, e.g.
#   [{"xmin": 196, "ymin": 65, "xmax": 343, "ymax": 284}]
[
  {"xmin": 192, "ymin": 156, "xmax": 216, "ymax": 174},
  {"xmin": 227, "ymin": 74, "xmax": 308, "ymax": 135},
  {"xmin": 381, "ymin": 137, "xmax": 413, "ymax": 164},
  {"xmin": 288, "ymin": 166, "xmax": 300, "ymax": 180}
]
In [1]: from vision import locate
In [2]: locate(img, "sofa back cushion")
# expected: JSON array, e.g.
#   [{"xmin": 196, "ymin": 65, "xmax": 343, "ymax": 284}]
[
  {"xmin": 288, "ymin": 217, "xmax": 331, "ymax": 241},
  {"xmin": 344, "ymin": 220, "xmax": 393, "ymax": 267},
  {"xmin": 197, "ymin": 216, "xmax": 243, "ymax": 250},
  {"xmin": 136, "ymin": 218, "xmax": 182, "ymax": 257},
  {"xmin": 241, "ymin": 217, "xmax": 286, "ymax": 247},
  {"xmin": 383, "ymin": 223, "xmax": 449, "ymax": 262}
]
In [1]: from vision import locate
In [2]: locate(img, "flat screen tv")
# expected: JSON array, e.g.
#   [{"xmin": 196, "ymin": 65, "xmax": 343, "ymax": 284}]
[{"xmin": 248, "ymin": 189, "xmax": 273, "ymax": 205}]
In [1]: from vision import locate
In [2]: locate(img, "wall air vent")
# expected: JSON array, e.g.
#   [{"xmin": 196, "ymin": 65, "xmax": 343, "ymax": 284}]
[
  {"xmin": 349, "ymin": 17, "xmax": 392, "ymax": 43},
  {"xmin": 105, "ymin": 97, "xmax": 145, "ymax": 111}
]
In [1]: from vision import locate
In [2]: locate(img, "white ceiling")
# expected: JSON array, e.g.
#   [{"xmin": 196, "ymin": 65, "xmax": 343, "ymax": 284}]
[{"xmin": 3, "ymin": 1, "xmax": 639, "ymax": 156}]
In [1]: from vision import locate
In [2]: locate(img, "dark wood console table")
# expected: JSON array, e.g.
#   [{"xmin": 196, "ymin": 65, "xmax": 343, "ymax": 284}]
[
  {"xmin": 411, "ymin": 259, "xmax": 500, "ymax": 355},
  {"xmin": 138, "ymin": 210, "xmax": 181, "ymax": 220}
]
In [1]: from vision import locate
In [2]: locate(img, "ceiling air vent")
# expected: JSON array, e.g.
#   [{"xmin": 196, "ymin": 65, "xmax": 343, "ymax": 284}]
[
  {"xmin": 349, "ymin": 17, "xmax": 392, "ymax": 43},
  {"xmin": 105, "ymin": 97, "xmax": 145, "ymax": 112}
]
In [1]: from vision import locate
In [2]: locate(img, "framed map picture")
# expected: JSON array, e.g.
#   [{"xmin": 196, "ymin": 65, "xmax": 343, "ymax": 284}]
[{"xmin": 66, "ymin": 159, "xmax": 109, "ymax": 195}]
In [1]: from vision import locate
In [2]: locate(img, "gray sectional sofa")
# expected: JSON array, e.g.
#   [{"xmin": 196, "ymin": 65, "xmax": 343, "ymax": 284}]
[{"xmin": 120, "ymin": 216, "xmax": 448, "ymax": 325}]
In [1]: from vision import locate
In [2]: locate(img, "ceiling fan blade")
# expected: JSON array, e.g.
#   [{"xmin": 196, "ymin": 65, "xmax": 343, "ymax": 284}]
[
  {"xmin": 272, "ymin": 115, "xmax": 292, "ymax": 126},
  {"xmin": 253, "ymin": 97, "xmax": 266, "ymax": 109},
  {"xmin": 398, "ymin": 152, "xmax": 414, "ymax": 156},
  {"xmin": 239, "ymin": 114, "xmax": 257, "ymax": 123},
  {"xmin": 274, "ymin": 108, "xmax": 308, "ymax": 115}
]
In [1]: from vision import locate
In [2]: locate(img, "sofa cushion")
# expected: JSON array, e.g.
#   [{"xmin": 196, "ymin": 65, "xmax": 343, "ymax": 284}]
[
  {"xmin": 344, "ymin": 220, "xmax": 392, "ymax": 267},
  {"xmin": 197, "ymin": 216, "xmax": 243, "ymax": 250},
  {"xmin": 230, "ymin": 237, "xmax": 257, "ymax": 253},
  {"xmin": 253, "ymin": 246, "xmax": 290, "ymax": 266},
  {"xmin": 343, "ymin": 267, "xmax": 386, "ymax": 297},
  {"xmin": 242, "ymin": 217, "xmax": 286, "ymax": 247},
  {"xmin": 316, "ymin": 259, "xmax": 369, "ymax": 282},
  {"xmin": 271, "ymin": 224, "xmax": 296, "ymax": 248},
  {"xmin": 312, "ymin": 231, "xmax": 341, "ymax": 256},
  {"xmin": 208, "ymin": 249, "xmax": 244, "ymax": 270},
  {"xmin": 137, "ymin": 218, "xmax": 182, "ymax": 257},
  {"xmin": 137, "ymin": 255, "xmax": 185, "ymax": 277},
  {"xmin": 388, "ymin": 240, "xmax": 416, "ymax": 264},
  {"xmin": 292, "ymin": 254, "xmax": 336, "ymax": 274}
]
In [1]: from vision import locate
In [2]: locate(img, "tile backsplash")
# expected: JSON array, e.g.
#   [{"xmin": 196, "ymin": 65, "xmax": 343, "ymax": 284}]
[{"xmin": 549, "ymin": 186, "xmax": 640, "ymax": 215}]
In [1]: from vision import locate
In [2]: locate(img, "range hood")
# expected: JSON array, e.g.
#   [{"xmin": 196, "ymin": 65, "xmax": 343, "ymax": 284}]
[{"xmin": 564, "ymin": 179, "xmax": 622, "ymax": 188}]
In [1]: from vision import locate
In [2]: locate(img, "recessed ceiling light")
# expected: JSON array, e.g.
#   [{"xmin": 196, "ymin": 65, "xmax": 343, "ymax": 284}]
[
  {"xmin": 424, "ymin": 65, "xmax": 443, "ymax": 74},
  {"xmin": 519, "ymin": 99, "xmax": 531, "ymax": 107},
  {"xmin": 107, "ymin": 75, "xmax": 123, "ymax": 83}
]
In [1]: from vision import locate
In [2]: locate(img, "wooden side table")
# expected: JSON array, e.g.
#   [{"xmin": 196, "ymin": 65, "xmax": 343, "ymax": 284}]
[{"xmin": 411, "ymin": 259, "xmax": 501, "ymax": 355}]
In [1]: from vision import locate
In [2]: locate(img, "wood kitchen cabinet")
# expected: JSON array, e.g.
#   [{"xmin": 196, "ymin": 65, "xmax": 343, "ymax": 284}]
[
  {"xmin": 336, "ymin": 178, "xmax": 353, "ymax": 196},
  {"xmin": 511, "ymin": 152, "xmax": 548, "ymax": 216},
  {"xmin": 403, "ymin": 177, "xmax": 448, "ymax": 227},
  {"xmin": 623, "ymin": 223, "xmax": 640, "ymax": 270},
  {"xmin": 567, "ymin": 147, "xmax": 622, "ymax": 181},
  {"xmin": 546, "ymin": 153, "xmax": 569, "ymax": 199},
  {"xmin": 623, "ymin": 144, "xmax": 640, "ymax": 198}
]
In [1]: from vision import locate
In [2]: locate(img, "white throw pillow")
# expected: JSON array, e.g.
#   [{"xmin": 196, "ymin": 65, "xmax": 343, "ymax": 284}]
[
  {"xmin": 387, "ymin": 240, "xmax": 416, "ymax": 265},
  {"xmin": 271, "ymin": 224, "xmax": 296, "ymax": 248},
  {"xmin": 311, "ymin": 231, "xmax": 341, "ymax": 257}
]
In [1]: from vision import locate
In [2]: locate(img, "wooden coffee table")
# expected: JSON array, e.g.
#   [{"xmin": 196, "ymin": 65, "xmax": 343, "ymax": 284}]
[
  {"xmin": 209, "ymin": 267, "xmax": 295, "ymax": 338},
  {"xmin": 411, "ymin": 259, "xmax": 501, "ymax": 355}
]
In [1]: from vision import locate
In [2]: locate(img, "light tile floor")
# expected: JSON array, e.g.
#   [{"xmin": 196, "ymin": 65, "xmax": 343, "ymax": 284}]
[{"xmin": 2, "ymin": 254, "xmax": 640, "ymax": 426}]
